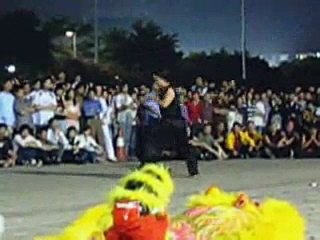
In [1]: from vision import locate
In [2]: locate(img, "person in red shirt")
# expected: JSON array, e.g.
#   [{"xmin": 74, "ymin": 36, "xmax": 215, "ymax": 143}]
[{"xmin": 186, "ymin": 91, "xmax": 203, "ymax": 126}]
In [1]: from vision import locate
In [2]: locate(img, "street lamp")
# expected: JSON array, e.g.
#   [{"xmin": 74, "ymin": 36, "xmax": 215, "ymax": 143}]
[
  {"xmin": 65, "ymin": 31, "xmax": 77, "ymax": 58},
  {"xmin": 6, "ymin": 65, "xmax": 16, "ymax": 74},
  {"xmin": 241, "ymin": 0, "xmax": 247, "ymax": 81},
  {"xmin": 94, "ymin": 0, "xmax": 99, "ymax": 64}
]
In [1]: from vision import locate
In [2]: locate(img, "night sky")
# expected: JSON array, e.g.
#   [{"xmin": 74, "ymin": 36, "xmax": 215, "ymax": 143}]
[{"xmin": 2, "ymin": 0, "xmax": 320, "ymax": 54}]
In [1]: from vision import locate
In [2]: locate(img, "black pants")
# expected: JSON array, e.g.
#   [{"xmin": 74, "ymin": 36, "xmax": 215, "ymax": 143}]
[
  {"xmin": 139, "ymin": 119, "xmax": 198, "ymax": 176},
  {"xmin": 63, "ymin": 149, "xmax": 97, "ymax": 164}
]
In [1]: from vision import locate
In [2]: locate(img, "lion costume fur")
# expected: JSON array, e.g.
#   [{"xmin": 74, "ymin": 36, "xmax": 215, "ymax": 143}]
[{"xmin": 34, "ymin": 164, "xmax": 305, "ymax": 240}]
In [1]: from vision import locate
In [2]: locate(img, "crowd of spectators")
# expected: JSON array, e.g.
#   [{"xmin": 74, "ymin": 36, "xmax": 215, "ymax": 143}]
[{"xmin": 1, "ymin": 72, "xmax": 320, "ymax": 168}]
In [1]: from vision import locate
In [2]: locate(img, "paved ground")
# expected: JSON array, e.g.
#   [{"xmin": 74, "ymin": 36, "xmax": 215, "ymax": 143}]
[{"xmin": 0, "ymin": 159, "xmax": 320, "ymax": 240}]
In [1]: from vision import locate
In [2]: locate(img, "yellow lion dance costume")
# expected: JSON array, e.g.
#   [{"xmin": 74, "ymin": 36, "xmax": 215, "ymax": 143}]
[{"xmin": 35, "ymin": 164, "xmax": 305, "ymax": 240}]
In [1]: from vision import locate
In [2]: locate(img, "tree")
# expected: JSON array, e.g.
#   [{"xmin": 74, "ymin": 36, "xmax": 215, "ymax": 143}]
[
  {"xmin": 100, "ymin": 20, "xmax": 182, "ymax": 85},
  {"xmin": 0, "ymin": 10, "xmax": 52, "ymax": 74},
  {"xmin": 43, "ymin": 16, "xmax": 94, "ymax": 60}
]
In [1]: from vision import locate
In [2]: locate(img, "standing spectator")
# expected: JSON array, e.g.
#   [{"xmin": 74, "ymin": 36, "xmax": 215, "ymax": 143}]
[
  {"xmin": 32, "ymin": 78, "xmax": 57, "ymax": 128},
  {"xmin": 142, "ymin": 84, "xmax": 162, "ymax": 126},
  {"xmin": 14, "ymin": 87, "xmax": 34, "ymax": 130},
  {"xmin": 114, "ymin": 84, "xmax": 134, "ymax": 154},
  {"xmin": 129, "ymin": 92, "xmax": 139, "ymax": 159},
  {"xmin": 0, "ymin": 80, "xmax": 16, "ymax": 131},
  {"xmin": 0, "ymin": 124, "xmax": 16, "ymax": 168},
  {"xmin": 252, "ymin": 94, "xmax": 267, "ymax": 133},
  {"xmin": 191, "ymin": 76, "xmax": 207, "ymax": 96},
  {"xmin": 100, "ymin": 90, "xmax": 117, "ymax": 162},
  {"xmin": 202, "ymin": 93, "xmax": 214, "ymax": 124},
  {"xmin": 186, "ymin": 91, "xmax": 203, "ymax": 133},
  {"xmin": 82, "ymin": 88, "xmax": 104, "ymax": 147},
  {"xmin": 62, "ymin": 89, "xmax": 81, "ymax": 131}
]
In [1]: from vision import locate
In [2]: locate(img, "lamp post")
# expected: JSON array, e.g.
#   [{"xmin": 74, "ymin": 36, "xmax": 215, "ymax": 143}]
[
  {"xmin": 65, "ymin": 31, "xmax": 77, "ymax": 58},
  {"xmin": 241, "ymin": 0, "xmax": 247, "ymax": 81},
  {"xmin": 94, "ymin": 0, "xmax": 99, "ymax": 63}
]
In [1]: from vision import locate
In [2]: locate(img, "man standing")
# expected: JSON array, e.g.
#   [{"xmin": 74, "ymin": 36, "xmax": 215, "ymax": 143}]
[
  {"xmin": 0, "ymin": 80, "xmax": 16, "ymax": 132},
  {"xmin": 32, "ymin": 78, "xmax": 57, "ymax": 128},
  {"xmin": 114, "ymin": 84, "xmax": 134, "ymax": 155}
]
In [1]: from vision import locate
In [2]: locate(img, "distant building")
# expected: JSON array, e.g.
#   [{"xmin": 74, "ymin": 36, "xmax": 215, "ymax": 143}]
[{"xmin": 260, "ymin": 51, "xmax": 320, "ymax": 67}]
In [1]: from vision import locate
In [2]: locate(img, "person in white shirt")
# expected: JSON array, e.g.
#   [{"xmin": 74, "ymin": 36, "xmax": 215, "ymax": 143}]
[
  {"xmin": 46, "ymin": 118, "xmax": 69, "ymax": 163},
  {"xmin": 32, "ymin": 78, "xmax": 57, "ymax": 127},
  {"xmin": 252, "ymin": 94, "xmax": 266, "ymax": 133},
  {"xmin": 114, "ymin": 84, "xmax": 134, "ymax": 154},
  {"xmin": 74, "ymin": 125, "xmax": 103, "ymax": 163},
  {"xmin": 0, "ymin": 80, "xmax": 16, "ymax": 130},
  {"xmin": 100, "ymin": 90, "xmax": 117, "ymax": 162},
  {"xmin": 14, "ymin": 124, "xmax": 43, "ymax": 166}
]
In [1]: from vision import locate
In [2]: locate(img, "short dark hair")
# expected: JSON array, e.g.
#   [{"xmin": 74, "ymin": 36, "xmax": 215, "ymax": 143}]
[
  {"xmin": 19, "ymin": 124, "xmax": 32, "ymax": 134},
  {"xmin": 0, "ymin": 123, "xmax": 7, "ymax": 130},
  {"xmin": 233, "ymin": 122, "xmax": 241, "ymax": 129},
  {"xmin": 82, "ymin": 125, "xmax": 91, "ymax": 133}
]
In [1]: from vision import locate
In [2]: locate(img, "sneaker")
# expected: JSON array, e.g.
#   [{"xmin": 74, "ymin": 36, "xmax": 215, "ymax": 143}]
[
  {"xmin": 36, "ymin": 160, "xmax": 43, "ymax": 168},
  {"xmin": 30, "ymin": 159, "xmax": 37, "ymax": 166},
  {"xmin": 108, "ymin": 157, "xmax": 118, "ymax": 162}
]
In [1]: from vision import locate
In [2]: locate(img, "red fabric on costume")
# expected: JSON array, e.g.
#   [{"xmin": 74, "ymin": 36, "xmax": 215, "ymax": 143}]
[{"xmin": 105, "ymin": 201, "xmax": 169, "ymax": 240}]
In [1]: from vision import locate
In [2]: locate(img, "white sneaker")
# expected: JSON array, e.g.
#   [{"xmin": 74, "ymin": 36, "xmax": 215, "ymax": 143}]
[{"xmin": 109, "ymin": 157, "xmax": 117, "ymax": 162}]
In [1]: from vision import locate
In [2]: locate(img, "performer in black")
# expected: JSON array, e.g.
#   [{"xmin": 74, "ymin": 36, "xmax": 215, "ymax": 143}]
[{"xmin": 139, "ymin": 72, "xmax": 199, "ymax": 177}]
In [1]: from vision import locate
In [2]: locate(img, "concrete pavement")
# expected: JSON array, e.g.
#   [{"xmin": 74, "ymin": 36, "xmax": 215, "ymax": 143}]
[{"xmin": 0, "ymin": 159, "xmax": 320, "ymax": 239}]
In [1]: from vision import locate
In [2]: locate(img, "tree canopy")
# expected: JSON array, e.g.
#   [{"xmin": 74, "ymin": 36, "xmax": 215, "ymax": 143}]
[{"xmin": 0, "ymin": 10, "xmax": 320, "ymax": 89}]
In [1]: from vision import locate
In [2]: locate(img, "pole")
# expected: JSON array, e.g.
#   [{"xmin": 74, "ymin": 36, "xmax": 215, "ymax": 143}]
[
  {"xmin": 241, "ymin": 0, "xmax": 247, "ymax": 81},
  {"xmin": 73, "ymin": 33, "xmax": 77, "ymax": 58},
  {"xmin": 94, "ymin": 0, "xmax": 99, "ymax": 64}
]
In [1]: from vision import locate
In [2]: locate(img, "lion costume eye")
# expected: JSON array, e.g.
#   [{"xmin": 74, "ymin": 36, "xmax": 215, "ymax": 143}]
[
  {"xmin": 124, "ymin": 180, "xmax": 158, "ymax": 197},
  {"xmin": 143, "ymin": 170, "xmax": 163, "ymax": 181}
]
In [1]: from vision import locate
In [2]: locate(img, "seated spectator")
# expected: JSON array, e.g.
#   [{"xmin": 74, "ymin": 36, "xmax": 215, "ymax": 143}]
[
  {"xmin": 75, "ymin": 126, "xmax": 104, "ymax": 163},
  {"xmin": 62, "ymin": 127, "xmax": 88, "ymax": 164},
  {"xmin": 263, "ymin": 123, "xmax": 284, "ymax": 159},
  {"xmin": 37, "ymin": 127, "xmax": 61, "ymax": 164},
  {"xmin": 277, "ymin": 120, "xmax": 301, "ymax": 158},
  {"xmin": 46, "ymin": 118, "xmax": 69, "ymax": 163},
  {"xmin": 225, "ymin": 122, "xmax": 255, "ymax": 158},
  {"xmin": 14, "ymin": 125, "xmax": 43, "ymax": 166},
  {"xmin": 189, "ymin": 124, "xmax": 227, "ymax": 160},
  {"xmin": 0, "ymin": 124, "xmax": 16, "ymax": 168},
  {"xmin": 213, "ymin": 122, "xmax": 227, "ymax": 148},
  {"xmin": 299, "ymin": 127, "xmax": 320, "ymax": 158},
  {"xmin": 243, "ymin": 121, "xmax": 263, "ymax": 156}
]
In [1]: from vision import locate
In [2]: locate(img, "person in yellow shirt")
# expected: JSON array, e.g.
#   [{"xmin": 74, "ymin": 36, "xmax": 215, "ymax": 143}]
[
  {"xmin": 243, "ymin": 121, "xmax": 264, "ymax": 156},
  {"xmin": 225, "ymin": 122, "xmax": 255, "ymax": 158}
]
